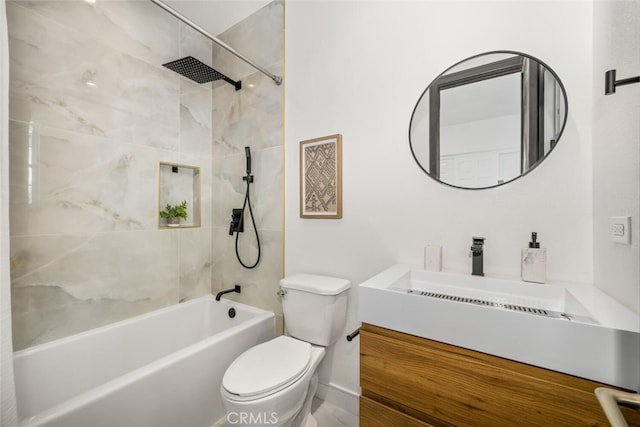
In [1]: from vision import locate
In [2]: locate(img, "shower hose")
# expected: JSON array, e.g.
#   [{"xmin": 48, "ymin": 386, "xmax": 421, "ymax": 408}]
[{"xmin": 235, "ymin": 175, "xmax": 261, "ymax": 269}]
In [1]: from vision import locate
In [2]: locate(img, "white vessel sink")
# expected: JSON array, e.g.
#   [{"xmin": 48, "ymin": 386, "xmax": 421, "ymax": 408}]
[{"xmin": 359, "ymin": 264, "xmax": 640, "ymax": 391}]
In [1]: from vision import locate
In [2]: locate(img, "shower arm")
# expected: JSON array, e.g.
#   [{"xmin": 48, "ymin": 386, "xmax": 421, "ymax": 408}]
[{"xmin": 149, "ymin": 0, "xmax": 283, "ymax": 86}]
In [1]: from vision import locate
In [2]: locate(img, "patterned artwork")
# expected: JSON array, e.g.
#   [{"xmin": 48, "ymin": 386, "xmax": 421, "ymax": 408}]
[{"xmin": 300, "ymin": 135, "xmax": 342, "ymax": 219}]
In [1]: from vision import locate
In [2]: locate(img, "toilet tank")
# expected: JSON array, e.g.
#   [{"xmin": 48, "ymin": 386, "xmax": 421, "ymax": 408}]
[{"xmin": 280, "ymin": 274, "xmax": 351, "ymax": 346}]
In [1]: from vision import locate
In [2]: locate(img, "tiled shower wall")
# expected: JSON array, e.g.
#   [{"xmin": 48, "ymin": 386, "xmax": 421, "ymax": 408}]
[
  {"xmin": 7, "ymin": 0, "xmax": 214, "ymax": 350},
  {"xmin": 210, "ymin": 1, "xmax": 284, "ymax": 328}
]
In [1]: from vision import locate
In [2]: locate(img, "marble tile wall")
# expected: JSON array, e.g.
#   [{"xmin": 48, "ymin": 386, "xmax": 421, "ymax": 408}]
[
  {"xmin": 8, "ymin": 0, "xmax": 213, "ymax": 350},
  {"xmin": 211, "ymin": 1, "xmax": 284, "ymax": 329}
]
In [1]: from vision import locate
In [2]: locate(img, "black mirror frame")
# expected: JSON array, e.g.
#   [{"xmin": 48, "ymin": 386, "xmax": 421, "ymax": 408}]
[{"xmin": 409, "ymin": 50, "xmax": 568, "ymax": 190}]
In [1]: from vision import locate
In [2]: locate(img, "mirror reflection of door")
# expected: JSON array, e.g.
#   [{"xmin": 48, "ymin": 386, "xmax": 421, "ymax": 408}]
[
  {"xmin": 409, "ymin": 52, "xmax": 567, "ymax": 190},
  {"xmin": 439, "ymin": 72, "xmax": 521, "ymax": 188}
]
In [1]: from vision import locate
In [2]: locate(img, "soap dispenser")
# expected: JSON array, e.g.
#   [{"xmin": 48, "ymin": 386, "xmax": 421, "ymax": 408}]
[{"xmin": 521, "ymin": 232, "xmax": 546, "ymax": 284}]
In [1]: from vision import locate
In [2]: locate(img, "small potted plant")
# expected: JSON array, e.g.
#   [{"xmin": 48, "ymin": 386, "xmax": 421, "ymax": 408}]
[{"xmin": 160, "ymin": 200, "xmax": 188, "ymax": 227}]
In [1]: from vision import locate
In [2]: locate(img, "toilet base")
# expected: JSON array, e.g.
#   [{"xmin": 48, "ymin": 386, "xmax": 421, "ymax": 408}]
[
  {"xmin": 302, "ymin": 414, "xmax": 317, "ymax": 427},
  {"xmin": 289, "ymin": 372, "xmax": 319, "ymax": 427}
]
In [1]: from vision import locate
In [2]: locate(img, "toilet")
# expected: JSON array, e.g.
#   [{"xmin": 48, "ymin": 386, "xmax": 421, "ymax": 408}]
[{"xmin": 221, "ymin": 274, "xmax": 351, "ymax": 427}]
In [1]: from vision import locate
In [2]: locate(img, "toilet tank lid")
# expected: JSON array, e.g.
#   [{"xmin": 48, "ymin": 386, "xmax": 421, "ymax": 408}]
[{"xmin": 280, "ymin": 274, "xmax": 351, "ymax": 295}]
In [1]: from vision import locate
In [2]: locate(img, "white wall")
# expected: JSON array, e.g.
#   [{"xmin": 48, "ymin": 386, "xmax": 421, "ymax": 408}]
[
  {"xmin": 592, "ymin": 1, "xmax": 640, "ymax": 315},
  {"xmin": 285, "ymin": 1, "xmax": 594, "ymax": 403}
]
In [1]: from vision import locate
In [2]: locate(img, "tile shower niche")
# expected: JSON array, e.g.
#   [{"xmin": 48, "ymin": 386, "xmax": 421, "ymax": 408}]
[{"xmin": 158, "ymin": 162, "xmax": 201, "ymax": 229}]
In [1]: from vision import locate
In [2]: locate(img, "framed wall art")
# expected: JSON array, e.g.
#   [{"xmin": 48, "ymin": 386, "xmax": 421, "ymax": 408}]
[{"xmin": 299, "ymin": 134, "xmax": 342, "ymax": 219}]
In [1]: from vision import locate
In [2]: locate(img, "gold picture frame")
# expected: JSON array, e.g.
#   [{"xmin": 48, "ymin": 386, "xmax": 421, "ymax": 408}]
[{"xmin": 300, "ymin": 134, "xmax": 343, "ymax": 219}]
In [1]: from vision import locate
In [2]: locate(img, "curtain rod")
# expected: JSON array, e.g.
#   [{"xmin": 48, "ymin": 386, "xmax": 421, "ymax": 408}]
[{"xmin": 150, "ymin": 0, "xmax": 282, "ymax": 86}]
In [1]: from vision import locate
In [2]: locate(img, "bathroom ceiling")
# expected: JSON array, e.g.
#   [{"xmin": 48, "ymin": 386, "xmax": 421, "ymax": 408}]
[{"xmin": 163, "ymin": 0, "xmax": 270, "ymax": 36}]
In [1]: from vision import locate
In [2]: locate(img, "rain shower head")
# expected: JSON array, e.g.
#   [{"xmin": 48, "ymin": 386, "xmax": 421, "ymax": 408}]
[{"xmin": 162, "ymin": 56, "xmax": 241, "ymax": 91}]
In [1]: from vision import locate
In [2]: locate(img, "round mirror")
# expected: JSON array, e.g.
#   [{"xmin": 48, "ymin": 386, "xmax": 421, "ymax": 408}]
[{"xmin": 409, "ymin": 51, "xmax": 567, "ymax": 189}]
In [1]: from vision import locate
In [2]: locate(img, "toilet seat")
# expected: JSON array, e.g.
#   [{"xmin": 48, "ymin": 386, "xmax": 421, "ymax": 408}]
[{"xmin": 222, "ymin": 336, "xmax": 312, "ymax": 402}]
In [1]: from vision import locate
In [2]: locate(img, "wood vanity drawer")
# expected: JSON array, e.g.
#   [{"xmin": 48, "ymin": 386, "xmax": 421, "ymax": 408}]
[
  {"xmin": 360, "ymin": 395, "xmax": 435, "ymax": 427},
  {"xmin": 360, "ymin": 323, "xmax": 640, "ymax": 426}
]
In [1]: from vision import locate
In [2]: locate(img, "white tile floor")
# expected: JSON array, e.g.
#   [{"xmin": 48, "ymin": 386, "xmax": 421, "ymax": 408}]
[
  {"xmin": 214, "ymin": 398, "xmax": 358, "ymax": 427},
  {"xmin": 311, "ymin": 397, "xmax": 358, "ymax": 427}
]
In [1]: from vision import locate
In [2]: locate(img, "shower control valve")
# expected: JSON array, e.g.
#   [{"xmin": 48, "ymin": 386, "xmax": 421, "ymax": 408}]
[{"xmin": 228, "ymin": 208, "xmax": 244, "ymax": 235}]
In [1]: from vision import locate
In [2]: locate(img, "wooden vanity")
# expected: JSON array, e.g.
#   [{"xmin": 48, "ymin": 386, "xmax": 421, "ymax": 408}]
[{"xmin": 360, "ymin": 323, "xmax": 640, "ymax": 427}]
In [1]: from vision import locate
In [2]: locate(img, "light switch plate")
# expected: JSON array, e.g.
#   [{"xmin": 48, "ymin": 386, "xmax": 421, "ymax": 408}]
[{"xmin": 610, "ymin": 216, "xmax": 631, "ymax": 244}]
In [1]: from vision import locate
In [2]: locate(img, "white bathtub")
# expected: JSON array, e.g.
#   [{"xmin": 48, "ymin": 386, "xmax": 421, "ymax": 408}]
[{"xmin": 13, "ymin": 296, "xmax": 275, "ymax": 427}]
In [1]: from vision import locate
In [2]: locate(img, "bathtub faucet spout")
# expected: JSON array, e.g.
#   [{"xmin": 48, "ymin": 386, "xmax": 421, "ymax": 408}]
[{"xmin": 215, "ymin": 285, "xmax": 241, "ymax": 301}]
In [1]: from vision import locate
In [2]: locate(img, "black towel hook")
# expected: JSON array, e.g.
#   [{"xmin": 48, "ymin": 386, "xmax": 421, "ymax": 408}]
[{"xmin": 605, "ymin": 69, "xmax": 640, "ymax": 95}]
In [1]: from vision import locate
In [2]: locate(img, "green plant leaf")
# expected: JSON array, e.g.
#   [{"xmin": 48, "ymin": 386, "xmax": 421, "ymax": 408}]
[{"xmin": 159, "ymin": 200, "xmax": 188, "ymax": 220}]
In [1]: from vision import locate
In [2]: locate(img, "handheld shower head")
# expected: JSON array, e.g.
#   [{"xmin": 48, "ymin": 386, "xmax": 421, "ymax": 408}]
[
  {"xmin": 235, "ymin": 145, "xmax": 260, "ymax": 269},
  {"xmin": 245, "ymin": 146, "xmax": 252, "ymax": 176}
]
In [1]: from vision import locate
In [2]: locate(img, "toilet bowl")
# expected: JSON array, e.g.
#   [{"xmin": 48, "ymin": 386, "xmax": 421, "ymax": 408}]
[
  {"xmin": 221, "ymin": 274, "xmax": 351, "ymax": 427},
  {"xmin": 221, "ymin": 336, "xmax": 325, "ymax": 427}
]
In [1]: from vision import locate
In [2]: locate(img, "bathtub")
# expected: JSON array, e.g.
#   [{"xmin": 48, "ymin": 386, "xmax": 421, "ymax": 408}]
[{"xmin": 13, "ymin": 296, "xmax": 275, "ymax": 427}]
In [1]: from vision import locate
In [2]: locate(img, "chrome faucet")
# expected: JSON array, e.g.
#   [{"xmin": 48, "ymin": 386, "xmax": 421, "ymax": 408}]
[{"xmin": 469, "ymin": 237, "xmax": 486, "ymax": 276}]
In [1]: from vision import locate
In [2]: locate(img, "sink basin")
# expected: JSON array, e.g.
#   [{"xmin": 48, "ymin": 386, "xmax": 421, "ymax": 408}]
[
  {"xmin": 359, "ymin": 264, "xmax": 640, "ymax": 391},
  {"xmin": 389, "ymin": 268, "xmax": 596, "ymax": 323}
]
